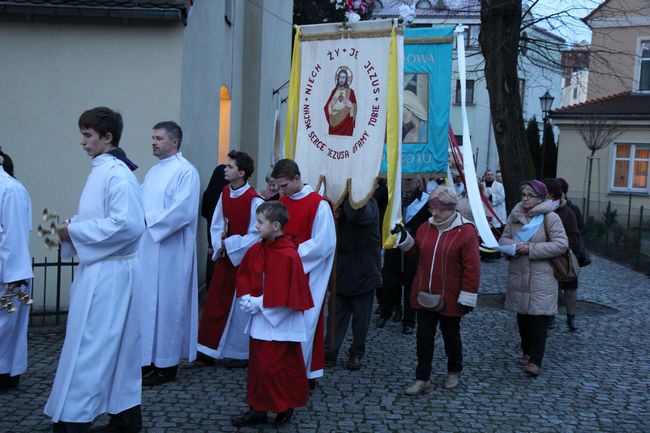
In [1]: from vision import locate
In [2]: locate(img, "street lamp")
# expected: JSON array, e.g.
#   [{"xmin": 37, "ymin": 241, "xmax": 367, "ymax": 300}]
[{"xmin": 539, "ymin": 90, "xmax": 555, "ymax": 178}]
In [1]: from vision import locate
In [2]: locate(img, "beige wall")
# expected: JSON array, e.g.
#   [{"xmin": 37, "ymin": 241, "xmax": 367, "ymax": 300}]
[
  {"xmin": 589, "ymin": 25, "xmax": 650, "ymax": 99},
  {"xmin": 556, "ymin": 120, "xmax": 650, "ymax": 218},
  {"xmin": 0, "ymin": 17, "xmax": 184, "ymax": 307},
  {"xmin": 587, "ymin": 0, "xmax": 650, "ymax": 99}
]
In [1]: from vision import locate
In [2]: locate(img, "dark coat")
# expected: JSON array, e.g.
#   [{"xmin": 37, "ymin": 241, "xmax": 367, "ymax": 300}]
[
  {"xmin": 556, "ymin": 199, "xmax": 581, "ymax": 289},
  {"xmin": 335, "ymin": 197, "xmax": 382, "ymax": 296},
  {"xmin": 383, "ymin": 189, "xmax": 431, "ymax": 273}
]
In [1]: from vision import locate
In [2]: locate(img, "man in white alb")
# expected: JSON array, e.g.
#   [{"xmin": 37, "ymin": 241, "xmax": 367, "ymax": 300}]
[{"xmin": 139, "ymin": 121, "xmax": 200, "ymax": 386}]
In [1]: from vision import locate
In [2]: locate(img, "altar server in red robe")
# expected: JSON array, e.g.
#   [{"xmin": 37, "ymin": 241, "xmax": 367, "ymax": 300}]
[
  {"xmin": 271, "ymin": 160, "xmax": 336, "ymax": 385},
  {"xmin": 231, "ymin": 201, "xmax": 314, "ymax": 427},
  {"xmin": 197, "ymin": 151, "xmax": 263, "ymax": 366}
]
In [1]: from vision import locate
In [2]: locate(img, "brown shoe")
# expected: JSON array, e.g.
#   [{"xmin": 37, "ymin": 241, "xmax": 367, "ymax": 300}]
[
  {"xmin": 404, "ymin": 380, "xmax": 428, "ymax": 396},
  {"xmin": 442, "ymin": 373, "xmax": 460, "ymax": 389},
  {"xmin": 346, "ymin": 354, "xmax": 361, "ymax": 370},
  {"xmin": 518, "ymin": 355, "xmax": 530, "ymax": 366},
  {"xmin": 525, "ymin": 362, "xmax": 541, "ymax": 376}
]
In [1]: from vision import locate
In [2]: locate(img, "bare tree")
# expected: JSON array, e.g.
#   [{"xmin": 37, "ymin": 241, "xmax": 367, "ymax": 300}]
[{"xmin": 577, "ymin": 116, "xmax": 622, "ymax": 218}]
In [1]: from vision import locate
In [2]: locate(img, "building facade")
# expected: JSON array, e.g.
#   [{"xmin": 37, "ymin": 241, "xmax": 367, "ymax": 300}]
[
  {"xmin": 552, "ymin": 0, "xmax": 650, "ymax": 224},
  {"xmin": 0, "ymin": 0, "xmax": 294, "ymax": 304}
]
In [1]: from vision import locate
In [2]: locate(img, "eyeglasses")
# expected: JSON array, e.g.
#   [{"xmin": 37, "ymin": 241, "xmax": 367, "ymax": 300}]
[{"xmin": 521, "ymin": 193, "xmax": 539, "ymax": 199}]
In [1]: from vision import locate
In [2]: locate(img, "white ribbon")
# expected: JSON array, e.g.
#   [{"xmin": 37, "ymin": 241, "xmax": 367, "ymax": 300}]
[{"xmin": 454, "ymin": 25, "xmax": 500, "ymax": 249}]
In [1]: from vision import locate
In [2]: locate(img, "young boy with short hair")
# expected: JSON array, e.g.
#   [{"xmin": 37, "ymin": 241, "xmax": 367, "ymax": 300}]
[
  {"xmin": 197, "ymin": 150, "xmax": 263, "ymax": 366},
  {"xmin": 231, "ymin": 201, "xmax": 314, "ymax": 427}
]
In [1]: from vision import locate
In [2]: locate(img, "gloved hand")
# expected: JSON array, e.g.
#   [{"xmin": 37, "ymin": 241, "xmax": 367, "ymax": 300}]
[
  {"xmin": 458, "ymin": 304, "xmax": 474, "ymax": 315},
  {"xmin": 246, "ymin": 296, "xmax": 264, "ymax": 314},
  {"xmin": 390, "ymin": 223, "xmax": 408, "ymax": 244},
  {"xmin": 238, "ymin": 294, "xmax": 252, "ymax": 312}
]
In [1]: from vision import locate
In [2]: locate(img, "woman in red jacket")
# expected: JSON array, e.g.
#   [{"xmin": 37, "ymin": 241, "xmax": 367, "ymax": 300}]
[{"xmin": 395, "ymin": 186, "xmax": 481, "ymax": 395}]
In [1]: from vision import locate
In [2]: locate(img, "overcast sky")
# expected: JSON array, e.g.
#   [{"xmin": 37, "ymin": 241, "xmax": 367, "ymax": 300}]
[{"xmin": 529, "ymin": 0, "xmax": 603, "ymax": 44}]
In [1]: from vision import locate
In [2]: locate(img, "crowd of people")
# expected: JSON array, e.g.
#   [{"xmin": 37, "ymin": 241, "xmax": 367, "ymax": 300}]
[{"xmin": 0, "ymin": 106, "xmax": 588, "ymax": 432}]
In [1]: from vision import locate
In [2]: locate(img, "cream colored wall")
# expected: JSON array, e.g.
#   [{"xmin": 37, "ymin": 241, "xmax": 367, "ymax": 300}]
[
  {"xmin": 254, "ymin": 0, "xmax": 293, "ymax": 187},
  {"xmin": 0, "ymin": 18, "xmax": 184, "ymax": 307},
  {"xmin": 237, "ymin": 0, "xmax": 293, "ymax": 189},
  {"xmin": 589, "ymin": 25, "xmax": 650, "ymax": 99},
  {"xmin": 556, "ymin": 121, "xmax": 650, "ymax": 218},
  {"xmin": 587, "ymin": 0, "xmax": 650, "ymax": 99}
]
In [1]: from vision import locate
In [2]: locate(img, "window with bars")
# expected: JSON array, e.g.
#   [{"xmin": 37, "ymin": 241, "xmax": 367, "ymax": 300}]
[{"xmin": 611, "ymin": 143, "xmax": 650, "ymax": 192}]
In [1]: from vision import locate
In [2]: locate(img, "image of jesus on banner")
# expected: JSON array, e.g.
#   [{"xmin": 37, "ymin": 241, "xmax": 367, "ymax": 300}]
[{"xmin": 324, "ymin": 66, "xmax": 357, "ymax": 136}]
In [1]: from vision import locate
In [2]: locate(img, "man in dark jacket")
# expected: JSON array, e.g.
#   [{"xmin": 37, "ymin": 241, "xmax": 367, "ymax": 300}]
[
  {"xmin": 377, "ymin": 177, "xmax": 430, "ymax": 334},
  {"xmin": 324, "ymin": 197, "xmax": 382, "ymax": 370}
]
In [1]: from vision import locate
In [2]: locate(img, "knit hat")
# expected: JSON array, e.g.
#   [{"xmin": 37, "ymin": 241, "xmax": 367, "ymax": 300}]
[{"xmin": 520, "ymin": 180, "xmax": 548, "ymax": 199}]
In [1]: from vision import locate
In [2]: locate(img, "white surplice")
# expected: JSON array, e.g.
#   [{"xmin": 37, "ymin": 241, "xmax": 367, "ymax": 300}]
[
  {"xmin": 289, "ymin": 185, "xmax": 336, "ymax": 379},
  {"xmin": 139, "ymin": 152, "xmax": 200, "ymax": 367},
  {"xmin": 44, "ymin": 153, "xmax": 145, "ymax": 423},
  {"xmin": 0, "ymin": 166, "xmax": 33, "ymax": 377},
  {"xmin": 197, "ymin": 184, "xmax": 262, "ymax": 360}
]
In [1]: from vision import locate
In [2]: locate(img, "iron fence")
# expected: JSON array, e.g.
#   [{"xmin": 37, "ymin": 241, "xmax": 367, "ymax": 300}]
[
  {"xmin": 29, "ymin": 248, "xmax": 77, "ymax": 326},
  {"xmin": 574, "ymin": 197, "xmax": 650, "ymax": 275}
]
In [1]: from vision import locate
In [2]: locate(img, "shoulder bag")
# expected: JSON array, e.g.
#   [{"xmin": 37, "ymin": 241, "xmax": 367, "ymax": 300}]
[{"xmin": 544, "ymin": 216, "xmax": 580, "ymax": 282}]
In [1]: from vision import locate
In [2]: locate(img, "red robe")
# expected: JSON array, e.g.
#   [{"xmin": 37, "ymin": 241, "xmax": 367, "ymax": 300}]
[
  {"xmin": 280, "ymin": 192, "xmax": 328, "ymax": 375},
  {"xmin": 324, "ymin": 87, "xmax": 356, "ymax": 136},
  {"xmin": 237, "ymin": 235, "xmax": 314, "ymax": 412},
  {"xmin": 198, "ymin": 185, "xmax": 258, "ymax": 350}
]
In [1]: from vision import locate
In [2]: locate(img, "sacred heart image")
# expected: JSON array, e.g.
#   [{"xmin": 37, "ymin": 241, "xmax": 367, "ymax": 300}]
[{"xmin": 324, "ymin": 66, "xmax": 357, "ymax": 136}]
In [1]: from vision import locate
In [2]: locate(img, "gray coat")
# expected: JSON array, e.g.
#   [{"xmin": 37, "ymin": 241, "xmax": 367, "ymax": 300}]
[{"xmin": 500, "ymin": 200, "xmax": 568, "ymax": 316}]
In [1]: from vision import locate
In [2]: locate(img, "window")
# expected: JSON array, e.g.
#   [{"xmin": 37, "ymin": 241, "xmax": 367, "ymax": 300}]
[
  {"xmin": 465, "ymin": 25, "xmax": 480, "ymax": 48},
  {"xmin": 639, "ymin": 41, "xmax": 650, "ymax": 91},
  {"xmin": 611, "ymin": 143, "xmax": 650, "ymax": 192},
  {"xmin": 455, "ymin": 79, "xmax": 475, "ymax": 104}
]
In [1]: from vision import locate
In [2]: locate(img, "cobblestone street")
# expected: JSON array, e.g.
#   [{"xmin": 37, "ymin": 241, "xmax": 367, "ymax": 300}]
[{"xmin": 2, "ymin": 255, "xmax": 649, "ymax": 433}]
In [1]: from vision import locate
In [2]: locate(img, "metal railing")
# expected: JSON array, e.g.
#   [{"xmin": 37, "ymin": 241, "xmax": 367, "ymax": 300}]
[
  {"xmin": 29, "ymin": 248, "xmax": 77, "ymax": 326},
  {"xmin": 576, "ymin": 197, "xmax": 649, "ymax": 275}
]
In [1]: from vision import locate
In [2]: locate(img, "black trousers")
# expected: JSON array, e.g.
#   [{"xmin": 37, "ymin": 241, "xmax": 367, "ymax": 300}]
[
  {"xmin": 517, "ymin": 314, "xmax": 552, "ymax": 367},
  {"xmin": 415, "ymin": 310, "xmax": 462, "ymax": 381},
  {"xmin": 380, "ymin": 268, "xmax": 416, "ymax": 326},
  {"xmin": 325, "ymin": 290, "xmax": 375, "ymax": 358}
]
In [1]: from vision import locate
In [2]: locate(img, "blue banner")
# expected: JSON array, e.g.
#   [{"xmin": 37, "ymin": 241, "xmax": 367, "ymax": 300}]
[{"xmin": 381, "ymin": 27, "xmax": 453, "ymax": 175}]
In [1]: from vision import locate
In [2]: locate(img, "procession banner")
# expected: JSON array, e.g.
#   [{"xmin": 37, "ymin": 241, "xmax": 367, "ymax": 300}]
[
  {"xmin": 284, "ymin": 20, "xmax": 403, "ymax": 247},
  {"xmin": 380, "ymin": 26, "xmax": 453, "ymax": 176}
]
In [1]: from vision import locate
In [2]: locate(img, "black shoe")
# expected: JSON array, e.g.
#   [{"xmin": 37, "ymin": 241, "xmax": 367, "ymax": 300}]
[
  {"xmin": 52, "ymin": 422, "xmax": 92, "ymax": 433},
  {"xmin": 141, "ymin": 364, "xmax": 154, "ymax": 377},
  {"xmin": 567, "ymin": 314, "xmax": 578, "ymax": 332},
  {"xmin": 308, "ymin": 378, "xmax": 316, "ymax": 390},
  {"xmin": 0, "ymin": 373, "xmax": 20, "ymax": 390},
  {"xmin": 90, "ymin": 405, "xmax": 142, "ymax": 433},
  {"xmin": 223, "ymin": 358, "xmax": 248, "ymax": 369},
  {"xmin": 346, "ymin": 355, "xmax": 361, "ymax": 371},
  {"xmin": 142, "ymin": 369, "xmax": 176, "ymax": 386},
  {"xmin": 324, "ymin": 353, "xmax": 337, "ymax": 368},
  {"xmin": 273, "ymin": 408, "xmax": 294, "ymax": 427},
  {"xmin": 392, "ymin": 308, "xmax": 403, "ymax": 322},
  {"xmin": 231, "ymin": 410, "xmax": 267, "ymax": 427},
  {"xmin": 376, "ymin": 317, "xmax": 387, "ymax": 328},
  {"xmin": 196, "ymin": 352, "xmax": 215, "ymax": 366},
  {"xmin": 402, "ymin": 325, "xmax": 414, "ymax": 335}
]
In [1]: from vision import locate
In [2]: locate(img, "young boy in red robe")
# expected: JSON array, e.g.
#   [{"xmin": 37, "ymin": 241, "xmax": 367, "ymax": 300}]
[{"xmin": 231, "ymin": 201, "xmax": 314, "ymax": 427}]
